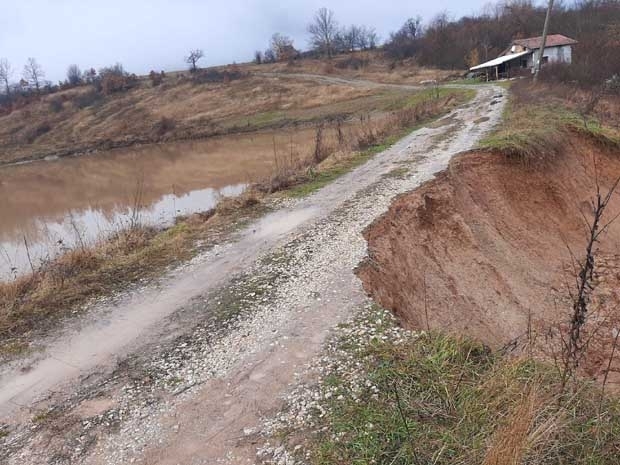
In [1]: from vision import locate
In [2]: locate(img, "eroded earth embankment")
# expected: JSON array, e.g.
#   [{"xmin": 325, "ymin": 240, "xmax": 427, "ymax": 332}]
[{"xmin": 358, "ymin": 135, "xmax": 620, "ymax": 385}]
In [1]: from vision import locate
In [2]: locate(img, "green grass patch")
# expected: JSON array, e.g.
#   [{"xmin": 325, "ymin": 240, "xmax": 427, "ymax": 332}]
[
  {"xmin": 383, "ymin": 88, "xmax": 475, "ymax": 112},
  {"xmin": 242, "ymin": 110, "xmax": 286, "ymax": 128},
  {"xmin": 303, "ymin": 309, "xmax": 620, "ymax": 465},
  {"xmin": 284, "ymin": 132, "xmax": 407, "ymax": 199},
  {"xmin": 285, "ymin": 151, "xmax": 375, "ymax": 198},
  {"xmin": 480, "ymin": 91, "xmax": 619, "ymax": 162},
  {"xmin": 454, "ymin": 78, "xmax": 513, "ymax": 90}
]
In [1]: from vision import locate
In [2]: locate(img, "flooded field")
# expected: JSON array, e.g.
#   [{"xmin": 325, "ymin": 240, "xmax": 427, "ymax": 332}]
[{"xmin": 0, "ymin": 125, "xmax": 328, "ymax": 279}]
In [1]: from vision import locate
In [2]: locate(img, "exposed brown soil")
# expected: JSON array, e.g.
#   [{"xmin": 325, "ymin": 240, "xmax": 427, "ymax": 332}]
[{"xmin": 357, "ymin": 135, "xmax": 620, "ymax": 385}]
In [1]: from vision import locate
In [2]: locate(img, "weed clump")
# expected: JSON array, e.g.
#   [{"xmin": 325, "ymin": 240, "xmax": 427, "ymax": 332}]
[
  {"xmin": 480, "ymin": 80, "xmax": 620, "ymax": 164},
  {"xmin": 299, "ymin": 309, "xmax": 620, "ymax": 465}
]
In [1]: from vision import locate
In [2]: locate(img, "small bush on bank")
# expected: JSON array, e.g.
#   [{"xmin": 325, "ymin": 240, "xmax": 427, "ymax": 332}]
[{"xmin": 480, "ymin": 79, "xmax": 620, "ymax": 163}]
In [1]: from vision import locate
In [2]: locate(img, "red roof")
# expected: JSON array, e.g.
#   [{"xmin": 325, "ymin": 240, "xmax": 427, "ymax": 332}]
[{"xmin": 512, "ymin": 34, "xmax": 578, "ymax": 50}]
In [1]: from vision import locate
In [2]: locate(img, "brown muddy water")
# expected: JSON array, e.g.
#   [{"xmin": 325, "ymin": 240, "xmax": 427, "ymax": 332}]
[{"xmin": 0, "ymin": 126, "xmax": 328, "ymax": 279}]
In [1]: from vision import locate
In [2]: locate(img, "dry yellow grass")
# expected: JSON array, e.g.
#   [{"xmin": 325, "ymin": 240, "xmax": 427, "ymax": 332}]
[
  {"xmin": 245, "ymin": 50, "xmax": 457, "ymax": 85},
  {"xmin": 483, "ymin": 386, "xmax": 543, "ymax": 465}
]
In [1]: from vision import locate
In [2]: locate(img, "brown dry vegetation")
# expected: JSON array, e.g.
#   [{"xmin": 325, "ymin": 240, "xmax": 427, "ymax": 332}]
[
  {"xmin": 246, "ymin": 50, "xmax": 457, "ymax": 84},
  {"xmin": 256, "ymin": 88, "xmax": 471, "ymax": 194}
]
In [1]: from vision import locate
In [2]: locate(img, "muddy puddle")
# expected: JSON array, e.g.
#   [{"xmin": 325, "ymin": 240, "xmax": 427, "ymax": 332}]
[{"xmin": 0, "ymin": 126, "xmax": 329, "ymax": 279}]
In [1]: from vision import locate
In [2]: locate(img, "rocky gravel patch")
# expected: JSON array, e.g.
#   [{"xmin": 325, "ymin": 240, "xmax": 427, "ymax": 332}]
[{"xmin": 257, "ymin": 306, "xmax": 417, "ymax": 465}]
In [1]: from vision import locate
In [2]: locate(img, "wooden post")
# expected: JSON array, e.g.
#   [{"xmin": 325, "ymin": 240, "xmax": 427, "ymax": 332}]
[
  {"xmin": 495, "ymin": 66, "xmax": 499, "ymax": 81},
  {"xmin": 534, "ymin": 0, "xmax": 554, "ymax": 83}
]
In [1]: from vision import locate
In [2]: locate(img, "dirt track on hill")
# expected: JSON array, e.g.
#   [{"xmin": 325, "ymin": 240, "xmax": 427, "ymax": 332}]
[{"xmin": 0, "ymin": 80, "xmax": 504, "ymax": 464}]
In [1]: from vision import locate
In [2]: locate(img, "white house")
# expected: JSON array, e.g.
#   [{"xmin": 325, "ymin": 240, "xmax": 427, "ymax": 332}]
[{"xmin": 470, "ymin": 34, "xmax": 578, "ymax": 80}]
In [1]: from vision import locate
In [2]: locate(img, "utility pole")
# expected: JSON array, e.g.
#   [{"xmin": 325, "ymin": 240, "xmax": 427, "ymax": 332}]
[{"xmin": 534, "ymin": 0, "xmax": 554, "ymax": 83}]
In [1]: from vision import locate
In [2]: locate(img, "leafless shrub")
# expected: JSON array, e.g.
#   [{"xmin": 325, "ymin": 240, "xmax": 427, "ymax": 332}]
[
  {"xmin": 313, "ymin": 124, "xmax": 327, "ymax": 164},
  {"xmin": 149, "ymin": 70, "xmax": 164, "ymax": 87},
  {"xmin": 185, "ymin": 49, "xmax": 204, "ymax": 73},
  {"xmin": 559, "ymin": 166, "xmax": 620, "ymax": 392},
  {"xmin": 357, "ymin": 114, "xmax": 377, "ymax": 148},
  {"xmin": 129, "ymin": 175, "xmax": 145, "ymax": 231},
  {"xmin": 191, "ymin": 68, "xmax": 247, "ymax": 84}
]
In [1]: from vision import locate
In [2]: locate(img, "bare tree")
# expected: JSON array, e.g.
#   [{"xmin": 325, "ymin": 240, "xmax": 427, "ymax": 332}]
[
  {"xmin": 308, "ymin": 8, "xmax": 339, "ymax": 58},
  {"xmin": 343, "ymin": 25, "xmax": 362, "ymax": 52},
  {"xmin": 23, "ymin": 57, "xmax": 44, "ymax": 92},
  {"xmin": 0, "ymin": 58, "xmax": 12, "ymax": 96},
  {"xmin": 356, "ymin": 26, "xmax": 377, "ymax": 50},
  {"xmin": 67, "ymin": 64, "xmax": 82, "ymax": 86},
  {"xmin": 403, "ymin": 16, "xmax": 423, "ymax": 40},
  {"xmin": 83, "ymin": 68, "xmax": 97, "ymax": 84},
  {"xmin": 263, "ymin": 48, "xmax": 276, "ymax": 63},
  {"xmin": 270, "ymin": 33, "xmax": 295, "ymax": 61},
  {"xmin": 367, "ymin": 28, "xmax": 379, "ymax": 49},
  {"xmin": 385, "ymin": 16, "xmax": 422, "ymax": 59},
  {"xmin": 185, "ymin": 49, "xmax": 204, "ymax": 73},
  {"xmin": 254, "ymin": 50, "xmax": 263, "ymax": 64}
]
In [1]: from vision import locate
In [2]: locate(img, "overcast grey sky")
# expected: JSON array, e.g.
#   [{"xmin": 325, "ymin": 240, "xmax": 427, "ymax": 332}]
[{"xmin": 1, "ymin": 0, "xmax": 533, "ymax": 83}]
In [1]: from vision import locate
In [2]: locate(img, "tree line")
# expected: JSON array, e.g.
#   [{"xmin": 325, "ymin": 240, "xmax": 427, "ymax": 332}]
[
  {"xmin": 383, "ymin": 0, "xmax": 619, "ymax": 85},
  {"xmin": 254, "ymin": 7, "xmax": 378, "ymax": 64},
  {"xmin": 255, "ymin": 1, "xmax": 618, "ymax": 87},
  {"xmin": 1, "ymin": 0, "xmax": 617, "ymax": 113}
]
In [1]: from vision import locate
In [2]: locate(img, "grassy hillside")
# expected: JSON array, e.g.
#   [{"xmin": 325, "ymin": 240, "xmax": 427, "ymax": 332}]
[{"xmin": 0, "ymin": 55, "xmax": 454, "ymax": 165}]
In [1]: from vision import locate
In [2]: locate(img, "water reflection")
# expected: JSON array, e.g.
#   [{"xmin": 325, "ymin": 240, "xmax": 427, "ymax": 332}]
[
  {"xmin": 0, "ymin": 184, "xmax": 245, "ymax": 279},
  {"xmin": 0, "ymin": 122, "xmax": 339, "ymax": 279}
]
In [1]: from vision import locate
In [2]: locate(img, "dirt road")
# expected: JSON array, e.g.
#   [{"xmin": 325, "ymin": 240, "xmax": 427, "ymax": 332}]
[{"xmin": 0, "ymin": 80, "xmax": 505, "ymax": 464}]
